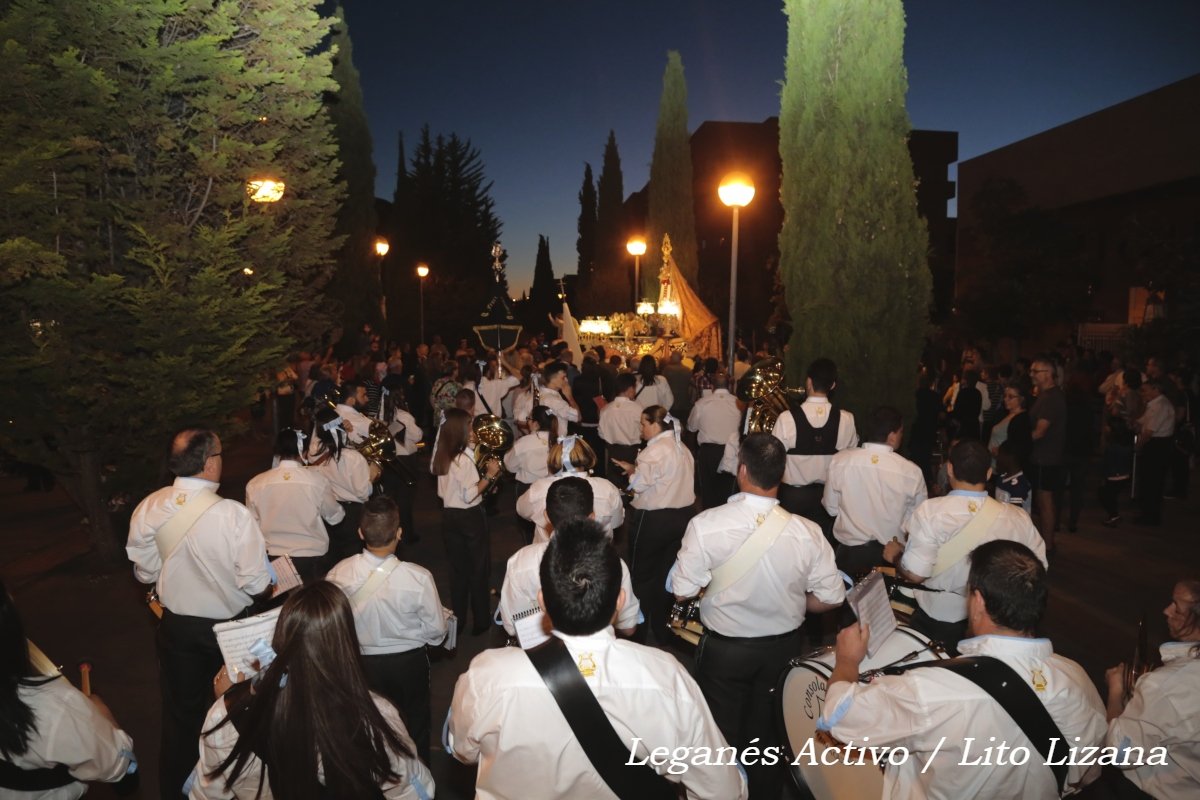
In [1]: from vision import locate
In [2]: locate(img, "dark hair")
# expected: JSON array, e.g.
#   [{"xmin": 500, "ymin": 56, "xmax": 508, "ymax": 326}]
[
  {"xmin": 454, "ymin": 387, "xmax": 476, "ymax": 411},
  {"xmin": 641, "ymin": 405, "xmax": 672, "ymax": 434},
  {"xmin": 339, "ymin": 380, "xmax": 363, "ymax": 405},
  {"xmin": 865, "ymin": 406, "xmax": 903, "ymax": 444},
  {"xmin": 311, "ymin": 407, "xmax": 344, "ymax": 463},
  {"xmin": 1122, "ymin": 368, "xmax": 1142, "ymax": 391},
  {"xmin": 542, "ymin": 361, "xmax": 568, "ymax": 383},
  {"xmin": 275, "ymin": 428, "xmax": 306, "ymax": 460},
  {"xmin": 807, "ymin": 358, "xmax": 838, "ymax": 394},
  {"xmin": 545, "ymin": 477, "xmax": 594, "ymax": 532},
  {"xmin": 1007, "ymin": 378, "xmax": 1033, "ymax": 410},
  {"xmin": 1, "ymin": 581, "xmax": 53, "ymax": 758},
  {"xmin": 209, "ymin": 582, "xmax": 411, "ymax": 798},
  {"xmin": 949, "ymin": 439, "xmax": 990, "ymax": 485},
  {"xmin": 638, "ymin": 356, "xmax": 659, "ymax": 381},
  {"xmin": 736, "ymin": 347, "xmax": 750, "ymax": 361},
  {"xmin": 360, "ymin": 496, "xmax": 400, "ymax": 548},
  {"xmin": 967, "ymin": 540, "xmax": 1047, "ymax": 635},
  {"xmin": 615, "ymin": 373, "xmax": 637, "ymax": 395},
  {"xmin": 539, "ymin": 520, "xmax": 621, "ymax": 635},
  {"xmin": 529, "ymin": 405, "xmax": 559, "ymax": 449},
  {"xmin": 995, "ymin": 440, "xmax": 1021, "ymax": 477},
  {"xmin": 738, "ymin": 433, "xmax": 786, "ymax": 490},
  {"xmin": 431, "ymin": 408, "xmax": 471, "ymax": 476},
  {"xmin": 168, "ymin": 428, "xmax": 219, "ymax": 477}
]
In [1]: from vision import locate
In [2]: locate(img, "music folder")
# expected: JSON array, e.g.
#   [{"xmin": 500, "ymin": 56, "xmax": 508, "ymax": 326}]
[{"xmin": 845, "ymin": 571, "xmax": 897, "ymax": 658}]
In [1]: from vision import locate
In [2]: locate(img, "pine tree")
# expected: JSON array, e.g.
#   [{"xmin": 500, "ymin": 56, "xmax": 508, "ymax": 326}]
[
  {"xmin": 326, "ymin": 5, "xmax": 381, "ymax": 344},
  {"xmin": 646, "ymin": 51, "xmax": 700, "ymax": 293},
  {"xmin": 526, "ymin": 235, "xmax": 559, "ymax": 336},
  {"xmin": 0, "ymin": 0, "xmax": 342, "ymax": 560},
  {"xmin": 778, "ymin": 0, "xmax": 931, "ymax": 422},
  {"xmin": 594, "ymin": 131, "xmax": 627, "ymax": 313},
  {"xmin": 575, "ymin": 162, "xmax": 597, "ymax": 312}
]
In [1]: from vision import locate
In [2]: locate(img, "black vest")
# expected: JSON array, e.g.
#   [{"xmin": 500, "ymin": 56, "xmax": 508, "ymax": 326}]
[{"xmin": 786, "ymin": 398, "xmax": 841, "ymax": 456}]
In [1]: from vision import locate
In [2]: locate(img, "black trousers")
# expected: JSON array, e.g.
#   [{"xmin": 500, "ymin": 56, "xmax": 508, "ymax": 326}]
[
  {"xmin": 1099, "ymin": 478, "xmax": 1130, "ymax": 519},
  {"xmin": 835, "ymin": 540, "xmax": 886, "ymax": 578},
  {"xmin": 514, "ymin": 480, "xmax": 535, "ymax": 545},
  {"xmin": 288, "ymin": 553, "xmax": 326, "ymax": 584},
  {"xmin": 362, "ymin": 648, "xmax": 432, "ymax": 763},
  {"xmin": 1136, "ymin": 437, "xmax": 1172, "ymax": 524},
  {"xmin": 325, "ymin": 500, "xmax": 364, "ymax": 568},
  {"xmin": 628, "ymin": 506, "xmax": 695, "ymax": 644},
  {"xmin": 442, "ymin": 505, "xmax": 491, "ymax": 630},
  {"xmin": 605, "ymin": 443, "xmax": 639, "ymax": 490},
  {"xmin": 910, "ymin": 606, "xmax": 967, "ymax": 656},
  {"xmin": 777, "ymin": 483, "xmax": 834, "ymax": 545},
  {"xmin": 696, "ymin": 628, "xmax": 803, "ymax": 800},
  {"xmin": 580, "ymin": 425, "xmax": 605, "ymax": 471},
  {"xmin": 157, "ymin": 608, "xmax": 229, "ymax": 798},
  {"xmin": 697, "ymin": 442, "xmax": 732, "ymax": 510}
]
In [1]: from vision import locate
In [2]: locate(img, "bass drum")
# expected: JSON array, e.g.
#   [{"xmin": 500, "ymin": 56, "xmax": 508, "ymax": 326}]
[{"xmin": 776, "ymin": 625, "xmax": 946, "ymax": 800}]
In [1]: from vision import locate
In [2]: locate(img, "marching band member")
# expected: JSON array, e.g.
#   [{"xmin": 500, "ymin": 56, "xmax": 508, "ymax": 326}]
[
  {"xmin": 327, "ymin": 496, "xmax": 448, "ymax": 763},
  {"xmin": 822, "ymin": 405, "xmax": 927, "ymax": 576},
  {"xmin": 432, "ymin": 408, "xmax": 501, "ymax": 637},
  {"xmin": 126, "ymin": 428, "xmax": 273, "ymax": 798},
  {"xmin": 308, "ymin": 406, "xmax": 375, "ymax": 566},
  {"xmin": 632, "ymin": 355, "xmax": 674, "ymax": 411},
  {"xmin": 477, "ymin": 351, "xmax": 520, "ymax": 421},
  {"xmin": 504, "ymin": 405, "xmax": 556, "ymax": 544},
  {"xmin": 333, "ymin": 380, "xmax": 373, "ymax": 443},
  {"xmin": 383, "ymin": 387, "xmax": 423, "ymax": 544},
  {"xmin": 1105, "ymin": 579, "xmax": 1200, "ymax": 800},
  {"xmin": 517, "ymin": 436, "xmax": 624, "ymax": 545},
  {"xmin": 510, "ymin": 365, "xmax": 537, "ymax": 436},
  {"xmin": 670, "ymin": 433, "xmax": 844, "ymax": 800},
  {"xmin": 245, "ymin": 428, "xmax": 345, "ymax": 583},
  {"xmin": 500, "ymin": 478, "xmax": 641, "ymax": 639},
  {"xmin": 687, "ymin": 369, "xmax": 741, "ymax": 509},
  {"xmin": 598, "ymin": 373, "xmax": 643, "ymax": 487},
  {"xmin": 537, "ymin": 361, "xmax": 580, "ymax": 437},
  {"xmin": 611, "ymin": 405, "xmax": 696, "ymax": 645}
]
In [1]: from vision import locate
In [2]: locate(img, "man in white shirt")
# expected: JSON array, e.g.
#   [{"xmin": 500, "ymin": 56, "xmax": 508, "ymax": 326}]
[
  {"xmin": 334, "ymin": 380, "xmax": 373, "ymax": 443},
  {"xmin": 670, "ymin": 432, "xmax": 845, "ymax": 800},
  {"xmin": 539, "ymin": 361, "xmax": 580, "ymax": 438},
  {"xmin": 450, "ymin": 521, "xmax": 746, "ymax": 800},
  {"xmin": 598, "ymin": 373, "xmax": 642, "ymax": 488},
  {"xmin": 688, "ymin": 370, "xmax": 742, "ymax": 509},
  {"xmin": 821, "ymin": 539, "xmax": 1106, "ymax": 800},
  {"xmin": 245, "ymin": 428, "xmax": 345, "ymax": 582},
  {"xmin": 882, "ymin": 439, "xmax": 1047, "ymax": 653},
  {"xmin": 326, "ymin": 496, "xmax": 447, "ymax": 762},
  {"xmin": 126, "ymin": 429, "xmax": 273, "ymax": 798},
  {"xmin": 1105, "ymin": 578, "xmax": 1200, "ymax": 800},
  {"xmin": 1134, "ymin": 378, "xmax": 1176, "ymax": 526},
  {"xmin": 770, "ymin": 357, "xmax": 857, "ymax": 536},
  {"xmin": 822, "ymin": 406, "xmax": 927, "ymax": 576}
]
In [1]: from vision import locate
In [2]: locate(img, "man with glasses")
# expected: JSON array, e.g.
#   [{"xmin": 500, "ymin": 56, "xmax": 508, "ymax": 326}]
[{"xmin": 1029, "ymin": 358, "xmax": 1066, "ymax": 553}]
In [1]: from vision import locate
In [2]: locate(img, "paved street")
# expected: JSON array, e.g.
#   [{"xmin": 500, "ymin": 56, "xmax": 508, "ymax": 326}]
[{"xmin": 2, "ymin": 431, "xmax": 1196, "ymax": 799}]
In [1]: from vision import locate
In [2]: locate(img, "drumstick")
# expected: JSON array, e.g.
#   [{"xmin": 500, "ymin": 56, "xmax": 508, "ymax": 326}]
[{"xmin": 79, "ymin": 662, "xmax": 92, "ymax": 697}]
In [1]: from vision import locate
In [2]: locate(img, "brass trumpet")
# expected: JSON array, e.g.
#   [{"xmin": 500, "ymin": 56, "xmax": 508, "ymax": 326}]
[
  {"xmin": 472, "ymin": 414, "xmax": 513, "ymax": 494},
  {"xmin": 735, "ymin": 357, "xmax": 805, "ymax": 434}
]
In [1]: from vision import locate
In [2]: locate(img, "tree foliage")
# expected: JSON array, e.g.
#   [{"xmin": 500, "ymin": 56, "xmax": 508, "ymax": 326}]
[
  {"xmin": 522, "ymin": 234, "xmax": 559, "ymax": 337},
  {"xmin": 0, "ymin": 0, "xmax": 342, "ymax": 558},
  {"xmin": 778, "ymin": 0, "xmax": 931, "ymax": 422},
  {"xmin": 574, "ymin": 162, "xmax": 597, "ymax": 312},
  {"xmin": 646, "ymin": 51, "xmax": 699, "ymax": 295},
  {"xmin": 592, "ymin": 131, "xmax": 629, "ymax": 313}
]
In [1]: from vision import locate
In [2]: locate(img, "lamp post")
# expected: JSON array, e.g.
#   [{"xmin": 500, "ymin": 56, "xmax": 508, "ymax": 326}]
[
  {"xmin": 626, "ymin": 237, "xmax": 647, "ymax": 309},
  {"xmin": 416, "ymin": 263, "xmax": 430, "ymax": 344},
  {"xmin": 718, "ymin": 172, "xmax": 755, "ymax": 370}
]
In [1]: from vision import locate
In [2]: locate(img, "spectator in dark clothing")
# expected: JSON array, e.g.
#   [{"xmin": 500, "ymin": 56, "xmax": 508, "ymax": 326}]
[
  {"xmin": 572, "ymin": 355, "xmax": 607, "ymax": 460},
  {"xmin": 953, "ymin": 369, "xmax": 984, "ymax": 442},
  {"xmin": 1060, "ymin": 370, "xmax": 1097, "ymax": 532},
  {"xmin": 909, "ymin": 369, "xmax": 942, "ymax": 484}
]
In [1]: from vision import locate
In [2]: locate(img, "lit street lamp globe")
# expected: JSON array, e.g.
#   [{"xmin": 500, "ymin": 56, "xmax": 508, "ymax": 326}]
[
  {"xmin": 718, "ymin": 172, "xmax": 755, "ymax": 208},
  {"xmin": 245, "ymin": 178, "xmax": 285, "ymax": 203},
  {"xmin": 374, "ymin": 237, "xmax": 390, "ymax": 257},
  {"xmin": 416, "ymin": 263, "xmax": 430, "ymax": 278},
  {"xmin": 626, "ymin": 238, "xmax": 647, "ymax": 257}
]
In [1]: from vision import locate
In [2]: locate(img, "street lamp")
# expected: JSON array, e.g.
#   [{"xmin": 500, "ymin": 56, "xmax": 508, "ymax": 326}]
[
  {"xmin": 373, "ymin": 237, "xmax": 390, "ymax": 257},
  {"xmin": 416, "ymin": 263, "xmax": 430, "ymax": 344},
  {"xmin": 718, "ymin": 172, "xmax": 755, "ymax": 370},
  {"xmin": 626, "ymin": 237, "xmax": 647, "ymax": 309},
  {"xmin": 245, "ymin": 177, "xmax": 285, "ymax": 203}
]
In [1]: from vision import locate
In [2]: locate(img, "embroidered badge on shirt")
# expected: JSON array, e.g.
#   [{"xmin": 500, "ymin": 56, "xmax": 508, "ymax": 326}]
[
  {"xmin": 283, "ymin": 471, "xmax": 292, "ymax": 481},
  {"xmin": 871, "ymin": 454, "xmax": 880, "ymax": 464},
  {"xmin": 755, "ymin": 513, "xmax": 767, "ymax": 526},
  {"xmin": 967, "ymin": 499, "xmax": 979, "ymax": 513},
  {"xmin": 175, "ymin": 493, "xmax": 188, "ymax": 506},
  {"xmin": 577, "ymin": 653, "xmax": 597, "ymax": 678},
  {"xmin": 1031, "ymin": 668, "xmax": 1047, "ymax": 692}
]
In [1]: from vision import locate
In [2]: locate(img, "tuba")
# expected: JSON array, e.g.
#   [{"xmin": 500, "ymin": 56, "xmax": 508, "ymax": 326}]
[
  {"xmin": 472, "ymin": 413, "xmax": 514, "ymax": 494},
  {"xmin": 736, "ymin": 358, "xmax": 805, "ymax": 434}
]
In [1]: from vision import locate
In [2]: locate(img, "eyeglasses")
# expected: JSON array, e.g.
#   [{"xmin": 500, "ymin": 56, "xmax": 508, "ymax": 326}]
[
  {"xmin": 207, "ymin": 451, "xmax": 223, "ymax": 459},
  {"xmin": 1030, "ymin": 369, "xmax": 1051, "ymax": 374}
]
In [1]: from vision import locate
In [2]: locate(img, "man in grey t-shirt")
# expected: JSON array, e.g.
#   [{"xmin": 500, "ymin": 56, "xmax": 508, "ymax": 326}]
[{"xmin": 1029, "ymin": 358, "xmax": 1066, "ymax": 552}]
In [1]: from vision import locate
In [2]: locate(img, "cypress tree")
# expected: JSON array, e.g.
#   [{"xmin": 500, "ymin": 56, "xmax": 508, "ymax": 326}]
[
  {"xmin": 646, "ymin": 51, "xmax": 700, "ymax": 294},
  {"xmin": 527, "ymin": 235, "xmax": 559, "ymax": 336},
  {"xmin": 594, "ymin": 131, "xmax": 626, "ymax": 313},
  {"xmin": 778, "ymin": 0, "xmax": 931, "ymax": 421},
  {"xmin": 575, "ymin": 162, "xmax": 597, "ymax": 312}
]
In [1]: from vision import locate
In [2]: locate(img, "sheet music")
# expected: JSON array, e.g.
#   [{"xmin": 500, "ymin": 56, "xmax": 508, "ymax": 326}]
[
  {"xmin": 443, "ymin": 607, "xmax": 458, "ymax": 651},
  {"xmin": 846, "ymin": 571, "xmax": 897, "ymax": 658},
  {"xmin": 213, "ymin": 608, "xmax": 282, "ymax": 679},
  {"xmin": 512, "ymin": 606, "xmax": 551, "ymax": 650},
  {"xmin": 270, "ymin": 555, "xmax": 302, "ymax": 598}
]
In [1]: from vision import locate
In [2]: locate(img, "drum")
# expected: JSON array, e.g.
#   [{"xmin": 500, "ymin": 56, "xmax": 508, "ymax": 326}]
[{"xmin": 776, "ymin": 625, "xmax": 946, "ymax": 800}]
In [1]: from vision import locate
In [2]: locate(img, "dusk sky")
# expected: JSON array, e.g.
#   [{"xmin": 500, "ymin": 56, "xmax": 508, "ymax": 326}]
[{"xmin": 344, "ymin": 0, "xmax": 1200, "ymax": 297}]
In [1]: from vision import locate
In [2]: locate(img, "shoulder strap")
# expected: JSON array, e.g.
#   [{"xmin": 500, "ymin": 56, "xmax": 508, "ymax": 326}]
[
  {"xmin": 155, "ymin": 489, "xmax": 223, "ymax": 564},
  {"xmin": 931, "ymin": 498, "xmax": 1002, "ymax": 577},
  {"xmin": 707, "ymin": 505, "xmax": 792, "ymax": 596},
  {"xmin": 351, "ymin": 556, "xmax": 401, "ymax": 608},
  {"xmin": 476, "ymin": 382, "xmax": 495, "ymax": 415},
  {"xmin": 527, "ymin": 638, "xmax": 678, "ymax": 800},
  {"xmin": 0, "ymin": 759, "xmax": 76, "ymax": 792}
]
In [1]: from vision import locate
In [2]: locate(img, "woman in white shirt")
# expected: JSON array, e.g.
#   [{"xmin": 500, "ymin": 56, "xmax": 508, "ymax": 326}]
[
  {"xmin": 633, "ymin": 356, "xmax": 674, "ymax": 411},
  {"xmin": 504, "ymin": 405, "xmax": 556, "ymax": 544},
  {"xmin": 190, "ymin": 582, "xmax": 433, "ymax": 799},
  {"xmin": 611, "ymin": 404, "xmax": 696, "ymax": 644},
  {"xmin": 516, "ymin": 436, "xmax": 625, "ymax": 545},
  {"xmin": 309, "ymin": 406, "xmax": 376, "ymax": 567},
  {"xmin": 432, "ymin": 408, "xmax": 500, "ymax": 636}
]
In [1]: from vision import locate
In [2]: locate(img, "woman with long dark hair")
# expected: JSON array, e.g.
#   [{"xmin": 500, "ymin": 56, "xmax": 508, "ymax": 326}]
[
  {"xmin": 309, "ymin": 406, "xmax": 374, "ymax": 566},
  {"xmin": 633, "ymin": 356, "xmax": 674, "ymax": 411},
  {"xmin": 1, "ymin": 581, "xmax": 135, "ymax": 796},
  {"xmin": 432, "ymin": 408, "xmax": 499, "ymax": 636},
  {"xmin": 191, "ymin": 582, "xmax": 432, "ymax": 799}
]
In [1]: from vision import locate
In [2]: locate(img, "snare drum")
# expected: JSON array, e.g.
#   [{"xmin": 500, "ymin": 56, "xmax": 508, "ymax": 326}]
[{"xmin": 775, "ymin": 625, "xmax": 946, "ymax": 800}]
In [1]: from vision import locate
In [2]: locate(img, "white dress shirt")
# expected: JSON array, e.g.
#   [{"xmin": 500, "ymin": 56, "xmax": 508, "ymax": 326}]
[
  {"xmin": 633, "ymin": 375, "xmax": 674, "ymax": 411},
  {"xmin": 516, "ymin": 471, "xmax": 625, "ymax": 544},
  {"xmin": 499, "ymin": 542, "xmax": 641, "ymax": 635},
  {"xmin": 190, "ymin": 693, "xmax": 433, "ymax": 800},
  {"xmin": 449, "ymin": 628, "xmax": 747, "ymax": 800},
  {"xmin": 630, "ymin": 430, "xmax": 695, "ymax": 510},
  {"xmin": 388, "ymin": 408, "xmax": 422, "ymax": 456},
  {"xmin": 503, "ymin": 431, "xmax": 551, "ymax": 484},
  {"xmin": 538, "ymin": 387, "xmax": 579, "ymax": 437},
  {"xmin": 900, "ymin": 492, "xmax": 1048, "ymax": 622},
  {"xmin": 335, "ymin": 402, "xmax": 372, "ymax": 443},
  {"xmin": 771, "ymin": 397, "xmax": 858, "ymax": 486},
  {"xmin": 312, "ymin": 448, "xmax": 372, "ymax": 503},
  {"xmin": 820, "ymin": 635, "xmax": 1106, "ymax": 800},
  {"xmin": 669, "ymin": 493, "xmax": 845, "ymax": 637},
  {"xmin": 437, "ymin": 450, "xmax": 483, "ymax": 509},
  {"xmin": 598, "ymin": 396, "xmax": 643, "ymax": 446},
  {"xmin": 717, "ymin": 431, "xmax": 741, "ymax": 475},
  {"xmin": 822, "ymin": 443, "xmax": 927, "ymax": 547},
  {"xmin": 511, "ymin": 386, "xmax": 535, "ymax": 426},
  {"xmin": 1107, "ymin": 641, "xmax": 1200, "ymax": 799},
  {"xmin": 7, "ymin": 677, "xmax": 134, "ymax": 800},
  {"xmin": 245, "ymin": 460, "xmax": 344, "ymax": 557},
  {"xmin": 478, "ymin": 375, "xmax": 519, "ymax": 417},
  {"xmin": 326, "ymin": 552, "xmax": 448, "ymax": 655},
  {"xmin": 127, "ymin": 477, "xmax": 272, "ymax": 619},
  {"xmin": 687, "ymin": 389, "xmax": 741, "ymax": 445},
  {"xmin": 1139, "ymin": 394, "xmax": 1176, "ymax": 438}
]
